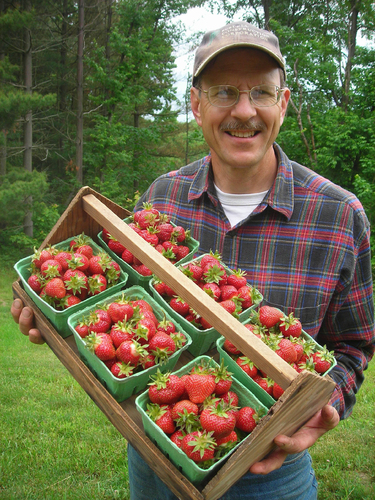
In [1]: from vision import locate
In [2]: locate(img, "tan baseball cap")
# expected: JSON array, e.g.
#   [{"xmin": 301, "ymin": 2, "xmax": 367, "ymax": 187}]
[{"xmin": 193, "ymin": 21, "xmax": 286, "ymax": 83}]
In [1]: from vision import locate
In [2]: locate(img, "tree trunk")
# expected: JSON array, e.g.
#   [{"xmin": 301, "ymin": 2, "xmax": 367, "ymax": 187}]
[
  {"xmin": 76, "ymin": 0, "xmax": 84, "ymax": 184},
  {"xmin": 342, "ymin": 0, "xmax": 359, "ymax": 111},
  {"xmin": 23, "ymin": 0, "xmax": 33, "ymax": 237}
]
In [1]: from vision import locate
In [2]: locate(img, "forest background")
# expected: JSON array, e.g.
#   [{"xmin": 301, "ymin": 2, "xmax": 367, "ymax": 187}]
[{"xmin": 0, "ymin": 0, "xmax": 374, "ymax": 273}]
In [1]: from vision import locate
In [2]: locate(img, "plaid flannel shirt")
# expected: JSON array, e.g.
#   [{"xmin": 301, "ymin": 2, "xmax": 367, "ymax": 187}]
[{"xmin": 136, "ymin": 143, "xmax": 375, "ymax": 419}]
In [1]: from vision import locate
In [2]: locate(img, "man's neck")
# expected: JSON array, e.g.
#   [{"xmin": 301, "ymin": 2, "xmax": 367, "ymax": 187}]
[{"xmin": 210, "ymin": 148, "xmax": 278, "ymax": 194}]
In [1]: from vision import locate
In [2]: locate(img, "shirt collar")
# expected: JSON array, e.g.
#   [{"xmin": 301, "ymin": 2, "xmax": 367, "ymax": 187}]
[{"xmin": 188, "ymin": 145, "xmax": 294, "ymax": 221}]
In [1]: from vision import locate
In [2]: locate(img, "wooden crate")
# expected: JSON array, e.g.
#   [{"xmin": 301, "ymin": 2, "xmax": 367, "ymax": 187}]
[{"xmin": 12, "ymin": 187, "xmax": 336, "ymax": 500}]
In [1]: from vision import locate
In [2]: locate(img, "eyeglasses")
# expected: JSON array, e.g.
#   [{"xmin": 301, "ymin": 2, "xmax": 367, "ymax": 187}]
[{"xmin": 196, "ymin": 84, "xmax": 285, "ymax": 108}]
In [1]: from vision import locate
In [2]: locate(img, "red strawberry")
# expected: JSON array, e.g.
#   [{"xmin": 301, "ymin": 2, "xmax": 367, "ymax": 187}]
[
  {"xmin": 134, "ymin": 264, "xmax": 153, "ymax": 277},
  {"xmin": 181, "ymin": 431, "xmax": 216, "ymax": 463},
  {"xmin": 157, "ymin": 222, "xmax": 174, "ymax": 242},
  {"xmin": 140, "ymin": 353, "xmax": 156, "ymax": 370},
  {"xmin": 147, "ymin": 404, "xmax": 175, "ymax": 435},
  {"xmin": 176, "ymin": 245, "xmax": 190, "ymax": 261},
  {"xmin": 215, "ymin": 430, "xmax": 238, "ymax": 446},
  {"xmin": 184, "ymin": 373, "xmax": 216, "ymax": 403},
  {"xmin": 116, "ymin": 339, "xmax": 146, "ymax": 366},
  {"xmin": 54, "ymin": 251, "xmax": 73, "ymax": 272},
  {"xmin": 156, "ymin": 317, "xmax": 176, "ymax": 335},
  {"xmin": 279, "ymin": 313, "xmax": 302, "ymax": 338},
  {"xmin": 220, "ymin": 284, "xmax": 238, "ymax": 301},
  {"xmin": 223, "ymin": 339, "xmax": 241, "ymax": 355},
  {"xmin": 32, "ymin": 248, "xmax": 53, "ymax": 268},
  {"xmin": 202, "ymin": 281, "xmax": 221, "ymax": 301},
  {"xmin": 148, "ymin": 332, "xmax": 176, "ymax": 362},
  {"xmin": 101, "ymin": 228, "xmax": 111, "ymax": 243},
  {"xmin": 213, "ymin": 359, "xmax": 233, "ymax": 396},
  {"xmin": 221, "ymin": 390, "xmax": 239, "ymax": 407},
  {"xmin": 88, "ymin": 274, "xmax": 107, "ymax": 296},
  {"xmin": 200, "ymin": 404, "xmax": 237, "ymax": 438},
  {"xmin": 236, "ymin": 356, "xmax": 258, "ymax": 379},
  {"xmin": 182, "ymin": 263, "xmax": 203, "ymax": 283},
  {"xmin": 108, "ymin": 300, "xmax": 134, "ymax": 324},
  {"xmin": 62, "ymin": 294, "xmax": 81, "ymax": 309},
  {"xmin": 85, "ymin": 332, "xmax": 116, "ymax": 361},
  {"xmin": 170, "ymin": 429, "xmax": 185, "ymax": 448},
  {"xmin": 27, "ymin": 274, "xmax": 44, "ymax": 294},
  {"xmin": 275, "ymin": 338, "xmax": 298, "ymax": 364},
  {"xmin": 254, "ymin": 376, "xmax": 274, "ymax": 396},
  {"xmin": 171, "ymin": 400, "xmax": 199, "ymax": 421},
  {"xmin": 312, "ymin": 348, "xmax": 334, "ymax": 374},
  {"xmin": 110, "ymin": 322, "xmax": 134, "ymax": 348},
  {"xmin": 171, "ymin": 226, "xmax": 186, "ymax": 242},
  {"xmin": 237, "ymin": 285, "xmax": 253, "ymax": 310},
  {"xmin": 75, "ymin": 320, "xmax": 89, "ymax": 338},
  {"xmin": 71, "ymin": 252, "xmax": 90, "ymax": 272},
  {"xmin": 235, "ymin": 406, "xmax": 258, "ymax": 433},
  {"xmin": 200, "ymin": 252, "xmax": 221, "ymax": 268},
  {"xmin": 108, "ymin": 238, "xmax": 126, "ymax": 256},
  {"xmin": 87, "ymin": 308, "xmax": 112, "ymax": 334},
  {"xmin": 169, "ymin": 296, "xmax": 190, "ymax": 317},
  {"xmin": 40, "ymin": 259, "xmax": 63, "ymax": 278},
  {"xmin": 110, "ymin": 361, "xmax": 134, "ymax": 379},
  {"xmin": 140, "ymin": 228, "xmax": 159, "ymax": 246},
  {"xmin": 75, "ymin": 244, "xmax": 93, "ymax": 260},
  {"xmin": 88, "ymin": 253, "xmax": 112, "ymax": 275},
  {"xmin": 227, "ymin": 269, "xmax": 247, "ymax": 289},
  {"xmin": 63, "ymin": 269, "xmax": 88, "ymax": 296},
  {"xmin": 121, "ymin": 248, "xmax": 134, "ymax": 265},
  {"xmin": 272, "ymin": 382, "xmax": 285, "ymax": 400},
  {"xmin": 148, "ymin": 370, "xmax": 185, "ymax": 405},
  {"xmin": 44, "ymin": 277, "xmax": 66, "ymax": 299},
  {"xmin": 258, "ymin": 306, "xmax": 284, "ymax": 329}
]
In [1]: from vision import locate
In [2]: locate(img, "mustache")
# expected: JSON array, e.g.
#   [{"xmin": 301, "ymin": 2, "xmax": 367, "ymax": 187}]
[{"xmin": 220, "ymin": 121, "xmax": 266, "ymax": 132}]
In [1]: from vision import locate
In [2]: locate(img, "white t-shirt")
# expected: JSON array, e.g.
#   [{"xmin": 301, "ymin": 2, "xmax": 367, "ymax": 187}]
[{"xmin": 214, "ymin": 184, "xmax": 268, "ymax": 228}]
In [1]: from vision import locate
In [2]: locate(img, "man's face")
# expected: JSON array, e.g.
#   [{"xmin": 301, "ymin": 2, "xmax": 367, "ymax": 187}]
[{"xmin": 191, "ymin": 48, "xmax": 290, "ymax": 175}]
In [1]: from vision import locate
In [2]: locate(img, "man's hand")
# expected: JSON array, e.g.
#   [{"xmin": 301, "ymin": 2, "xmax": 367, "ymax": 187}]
[
  {"xmin": 249, "ymin": 405, "xmax": 340, "ymax": 475},
  {"xmin": 10, "ymin": 298, "xmax": 45, "ymax": 344}
]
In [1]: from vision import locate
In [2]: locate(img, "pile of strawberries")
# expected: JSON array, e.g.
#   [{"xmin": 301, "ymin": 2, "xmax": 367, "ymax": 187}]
[
  {"xmin": 152, "ymin": 252, "xmax": 262, "ymax": 330},
  {"xmin": 223, "ymin": 305, "xmax": 336, "ymax": 400},
  {"xmin": 27, "ymin": 234, "xmax": 122, "ymax": 310},
  {"xmin": 101, "ymin": 203, "xmax": 194, "ymax": 277},
  {"xmin": 73, "ymin": 293, "xmax": 188, "ymax": 379},
  {"xmin": 145, "ymin": 358, "xmax": 265, "ymax": 466}
]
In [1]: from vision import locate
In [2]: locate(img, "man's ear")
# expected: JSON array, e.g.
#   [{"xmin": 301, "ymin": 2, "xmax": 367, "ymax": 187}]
[
  {"xmin": 190, "ymin": 87, "xmax": 202, "ymax": 127},
  {"xmin": 279, "ymin": 87, "xmax": 290, "ymax": 126}
]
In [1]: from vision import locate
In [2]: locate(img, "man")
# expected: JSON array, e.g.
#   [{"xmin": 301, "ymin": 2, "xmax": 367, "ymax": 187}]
[{"xmin": 11, "ymin": 21, "xmax": 374, "ymax": 500}]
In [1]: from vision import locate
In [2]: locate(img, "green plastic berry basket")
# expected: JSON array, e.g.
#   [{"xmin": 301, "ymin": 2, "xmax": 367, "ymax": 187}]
[
  {"xmin": 14, "ymin": 236, "xmax": 128, "ymax": 338},
  {"xmin": 149, "ymin": 254, "xmax": 263, "ymax": 357},
  {"xmin": 97, "ymin": 217, "xmax": 200, "ymax": 288},
  {"xmin": 135, "ymin": 355, "xmax": 268, "ymax": 487},
  {"xmin": 216, "ymin": 320, "xmax": 337, "ymax": 408},
  {"xmin": 67, "ymin": 286, "xmax": 192, "ymax": 402}
]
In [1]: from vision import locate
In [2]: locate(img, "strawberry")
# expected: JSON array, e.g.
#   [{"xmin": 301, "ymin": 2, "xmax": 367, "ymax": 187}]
[
  {"xmin": 87, "ymin": 308, "xmax": 112, "ymax": 334},
  {"xmin": 54, "ymin": 251, "xmax": 73, "ymax": 272},
  {"xmin": 169, "ymin": 296, "xmax": 190, "ymax": 317},
  {"xmin": 157, "ymin": 222, "xmax": 174, "ymax": 242},
  {"xmin": 101, "ymin": 228, "xmax": 111, "ymax": 243},
  {"xmin": 27, "ymin": 274, "xmax": 44, "ymax": 294},
  {"xmin": 312, "ymin": 348, "xmax": 335, "ymax": 374},
  {"xmin": 110, "ymin": 361, "xmax": 134, "ymax": 379},
  {"xmin": 88, "ymin": 253, "xmax": 112, "ymax": 275},
  {"xmin": 32, "ymin": 248, "xmax": 54, "ymax": 268},
  {"xmin": 272, "ymin": 382, "xmax": 285, "ymax": 400},
  {"xmin": 156, "ymin": 317, "xmax": 176, "ymax": 335},
  {"xmin": 140, "ymin": 228, "xmax": 159, "ymax": 246},
  {"xmin": 213, "ymin": 359, "xmax": 233, "ymax": 395},
  {"xmin": 170, "ymin": 429, "xmax": 185, "ymax": 448},
  {"xmin": 235, "ymin": 406, "xmax": 258, "ymax": 433},
  {"xmin": 121, "ymin": 248, "xmax": 134, "ymax": 265},
  {"xmin": 110, "ymin": 322, "xmax": 134, "ymax": 348},
  {"xmin": 176, "ymin": 245, "xmax": 190, "ymax": 261},
  {"xmin": 223, "ymin": 339, "xmax": 241, "ymax": 355},
  {"xmin": 215, "ymin": 430, "xmax": 238, "ymax": 447},
  {"xmin": 147, "ymin": 404, "xmax": 175, "ymax": 435},
  {"xmin": 88, "ymin": 274, "xmax": 107, "ymax": 296},
  {"xmin": 200, "ymin": 251, "xmax": 221, "ymax": 268},
  {"xmin": 237, "ymin": 285, "xmax": 253, "ymax": 309},
  {"xmin": 148, "ymin": 370, "xmax": 185, "ymax": 405},
  {"xmin": 61, "ymin": 294, "xmax": 81, "ymax": 309},
  {"xmin": 219, "ymin": 299, "xmax": 239, "ymax": 316},
  {"xmin": 153, "ymin": 279, "xmax": 166, "ymax": 296},
  {"xmin": 137, "ymin": 206, "xmax": 160, "ymax": 229},
  {"xmin": 221, "ymin": 390, "xmax": 239, "ymax": 407},
  {"xmin": 108, "ymin": 238, "xmax": 126, "ymax": 256},
  {"xmin": 236, "ymin": 356, "xmax": 258, "ymax": 379},
  {"xmin": 275, "ymin": 337, "xmax": 298, "ymax": 364},
  {"xmin": 75, "ymin": 244, "xmax": 93, "ymax": 260},
  {"xmin": 85, "ymin": 332, "xmax": 116, "ymax": 361},
  {"xmin": 107, "ymin": 299, "xmax": 134, "ymax": 324},
  {"xmin": 227, "ymin": 269, "xmax": 247, "ymax": 289},
  {"xmin": 116, "ymin": 339, "xmax": 147, "ymax": 366},
  {"xmin": 202, "ymin": 282, "xmax": 221, "ymax": 301},
  {"xmin": 184, "ymin": 372, "xmax": 216, "ymax": 403},
  {"xmin": 220, "ymin": 284, "xmax": 238, "ymax": 301},
  {"xmin": 181, "ymin": 431, "xmax": 216, "ymax": 463},
  {"xmin": 44, "ymin": 277, "xmax": 66, "ymax": 299},
  {"xmin": 203, "ymin": 261, "xmax": 227, "ymax": 287},
  {"xmin": 70, "ymin": 252, "xmax": 90, "ymax": 272},
  {"xmin": 140, "ymin": 353, "xmax": 156, "ymax": 370},
  {"xmin": 200, "ymin": 403, "xmax": 237, "ymax": 438},
  {"xmin": 182, "ymin": 263, "xmax": 203, "ymax": 283},
  {"xmin": 279, "ymin": 312, "xmax": 302, "ymax": 338},
  {"xmin": 171, "ymin": 400, "xmax": 199, "ymax": 421},
  {"xmin": 63, "ymin": 269, "xmax": 88, "ymax": 296},
  {"xmin": 75, "ymin": 320, "xmax": 89, "ymax": 338},
  {"xmin": 40, "ymin": 259, "xmax": 63, "ymax": 278},
  {"xmin": 135, "ymin": 264, "xmax": 153, "ymax": 276},
  {"xmin": 171, "ymin": 225, "xmax": 186, "ymax": 242},
  {"xmin": 254, "ymin": 376, "xmax": 274, "ymax": 396},
  {"xmin": 258, "ymin": 305, "xmax": 284, "ymax": 329},
  {"xmin": 148, "ymin": 332, "xmax": 176, "ymax": 363}
]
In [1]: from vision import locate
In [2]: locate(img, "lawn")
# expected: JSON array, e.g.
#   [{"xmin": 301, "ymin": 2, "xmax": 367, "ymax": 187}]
[{"xmin": 1, "ymin": 264, "xmax": 374, "ymax": 499}]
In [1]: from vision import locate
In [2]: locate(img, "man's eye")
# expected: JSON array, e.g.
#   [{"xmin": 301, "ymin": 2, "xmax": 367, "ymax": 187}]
[{"xmin": 214, "ymin": 87, "xmax": 237, "ymax": 99}]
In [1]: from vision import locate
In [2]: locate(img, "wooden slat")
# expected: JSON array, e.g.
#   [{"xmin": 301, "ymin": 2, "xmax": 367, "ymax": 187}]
[{"xmin": 82, "ymin": 193, "xmax": 298, "ymax": 390}]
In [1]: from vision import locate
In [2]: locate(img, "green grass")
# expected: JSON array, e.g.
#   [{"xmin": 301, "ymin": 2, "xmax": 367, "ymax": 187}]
[{"xmin": 1, "ymin": 264, "xmax": 374, "ymax": 499}]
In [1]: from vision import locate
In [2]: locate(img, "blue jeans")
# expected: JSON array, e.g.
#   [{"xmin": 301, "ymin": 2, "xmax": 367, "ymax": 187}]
[{"xmin": 127, "ymin": 444, "xmax": 318, "ymax": 500}]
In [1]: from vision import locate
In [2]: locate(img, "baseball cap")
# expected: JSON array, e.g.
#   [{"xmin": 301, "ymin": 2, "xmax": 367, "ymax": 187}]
[{"xmin": 193, "ymin": 21, "xmax": 286, "ymax": 83}]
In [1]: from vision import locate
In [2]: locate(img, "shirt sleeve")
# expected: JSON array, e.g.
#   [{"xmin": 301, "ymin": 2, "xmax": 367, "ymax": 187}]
[{"xmin": 319, "ymin": 212, "xmax": 375, "ymax": 419}]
